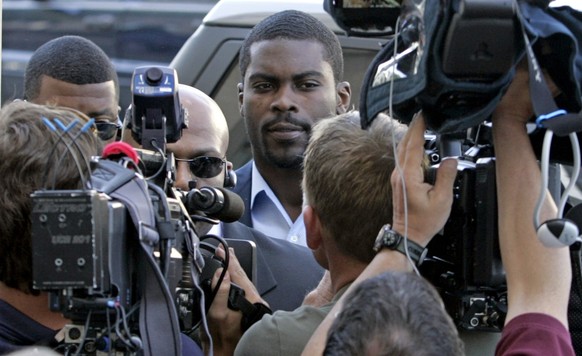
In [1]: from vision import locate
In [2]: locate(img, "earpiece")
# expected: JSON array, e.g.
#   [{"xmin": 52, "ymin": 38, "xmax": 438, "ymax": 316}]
[
  {"xmin": 224, "ymin": 169, "xmax": 237, "ymax": 188},
  {"xmin": 535, "ymin": 129, "xmax": 582, "ymax": 248},
  {"xmin": 130, "ymin": 335, "xmax": 143, "ymax": 349},
  {"xmin": 537, "ymin": 218, "xmax": 579, "ymax": 248}
]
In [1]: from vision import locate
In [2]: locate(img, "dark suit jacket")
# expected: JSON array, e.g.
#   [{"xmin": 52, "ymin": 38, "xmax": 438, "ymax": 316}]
[
  {"xmin": 230, "ymin": 161, "xmax": 253, "ymax": 227},
  {"xmin": 221, "ymin": 221, "xmax": 324, "ymax": 311}
]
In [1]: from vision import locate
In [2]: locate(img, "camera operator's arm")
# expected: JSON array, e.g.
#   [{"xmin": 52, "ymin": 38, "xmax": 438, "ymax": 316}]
[
  {"xmin": 491, "ymin": 66, "xmax": 571, "ymax": 328},
  {"xmin": 202, "ymin": 247, "xmax": 266, "ymax": 356},
  {"xmin": 302, "ymin": 114, "xmax": 458, "ymax": 355}
]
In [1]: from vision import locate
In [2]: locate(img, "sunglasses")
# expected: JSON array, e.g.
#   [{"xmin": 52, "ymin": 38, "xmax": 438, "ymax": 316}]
[
  {"xmin": 175, "ymin": 156, "xmax": 226, "ymax": 178},
  {"xmin": 94, "ymin": 117, "xmax": 122, "ymax": 141}
]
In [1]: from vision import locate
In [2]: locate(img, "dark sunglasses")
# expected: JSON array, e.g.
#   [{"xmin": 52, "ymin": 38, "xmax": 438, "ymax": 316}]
[
  {"xmin": 175, "ymin": 156, "xmax": 226, "ymax": 178},
  {"xmin": 94, "ymin": 117, "xmax": 122, "ymax": 141}
]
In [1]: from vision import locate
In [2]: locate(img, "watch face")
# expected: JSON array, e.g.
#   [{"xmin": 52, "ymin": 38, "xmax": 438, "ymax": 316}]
[
  {"xmin": 374, "ymin": 225, "xmax": 401, "ymax": 252},
  {"xmin": 385, "ymin": 233, "xmax": 398, "ymax": 246}
]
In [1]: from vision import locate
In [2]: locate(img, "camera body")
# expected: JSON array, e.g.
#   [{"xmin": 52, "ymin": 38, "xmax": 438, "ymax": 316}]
[
  {"xmin": 325, "ymin": 0, "xmax": 582, "ymax": 332},
  {"xmin": 128, "ymin": 66, "xmax": 187, "ymax": 150},
  {"xmin": 419, "ymin": 125, "xmax": 506, "ymax": 331},
  {"xmin": 421, "ymin": 124, "xmax": 562, "ymax": 331},
  {"xmin": 29, "ymin": 66, "xmax": 201, "ymax": 355}
]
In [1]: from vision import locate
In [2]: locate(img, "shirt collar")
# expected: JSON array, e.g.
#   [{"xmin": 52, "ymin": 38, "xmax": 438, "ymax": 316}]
[{"xmin": 250, "ymin": 161, "xmax": 277, "ymax": 209}]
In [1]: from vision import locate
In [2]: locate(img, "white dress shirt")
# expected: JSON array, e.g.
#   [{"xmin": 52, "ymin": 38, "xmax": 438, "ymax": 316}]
[{"xmin": 248, "ymin": 162, "xmax": 306, "ymax": 246}]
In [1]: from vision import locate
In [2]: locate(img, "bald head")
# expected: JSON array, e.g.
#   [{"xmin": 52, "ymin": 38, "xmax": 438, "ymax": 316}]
[
  {"xmin": 123, "ymin": 84, "xmax": 233, "ymax": 191},
  {"xmin": 177, "ymin": 84, "xmax": 230, "ymax": 153}
]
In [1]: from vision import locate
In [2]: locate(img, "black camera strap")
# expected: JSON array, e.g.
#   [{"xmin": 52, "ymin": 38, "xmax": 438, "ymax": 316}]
[
  {"xmin": 520, "ymin": 19, "xmax": 582, "ymax": 136},
  {"xmin": 93, "ymin": 160, "xmax": 182, "ymax": 356},
  {"xmin": 227, "ymin": 283, "xmax": 272, "ymax": 332}
]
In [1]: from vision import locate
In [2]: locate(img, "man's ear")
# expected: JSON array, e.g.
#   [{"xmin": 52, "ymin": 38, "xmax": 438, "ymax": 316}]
[
  {"xmin": 336, "ymin": 81, "xmax": 351, "ymax": 114},
  {"xmin": 237, "ymin": 83, "xmax": 244, "ymax": 116},
  {"xmin": 304, "ymin": 205, "xmax": 323, "ymax": 250},
  {"xmin": 223, "ymin": 161, "xmax": 237, "ymax": 188}
]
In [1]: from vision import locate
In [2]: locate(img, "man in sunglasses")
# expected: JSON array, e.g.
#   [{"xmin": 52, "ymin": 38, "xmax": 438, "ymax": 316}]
[
  {"xmin": 24, "ymin": 35, "xmax": 121, "ymax": 143},
  {"xmin": 122, "ymin": 84, "xmax": 323, "ymax": 314}
]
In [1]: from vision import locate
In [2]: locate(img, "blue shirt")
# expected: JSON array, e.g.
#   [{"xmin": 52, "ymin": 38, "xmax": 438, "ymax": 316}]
[{"xmin": 249, "ymin": 162, "xmax": 306, "ymax": 246}]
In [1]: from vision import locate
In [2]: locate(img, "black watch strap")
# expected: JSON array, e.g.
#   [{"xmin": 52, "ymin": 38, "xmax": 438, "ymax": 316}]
[{"xmin": 373, "ymin": 224, "xmax": 427, "ymax": 266}]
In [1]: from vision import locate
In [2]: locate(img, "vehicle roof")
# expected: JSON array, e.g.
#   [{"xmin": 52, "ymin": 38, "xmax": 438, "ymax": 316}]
[{"xmin": 203, "ymin": 0, "xmax": 345, "ymax": 33}]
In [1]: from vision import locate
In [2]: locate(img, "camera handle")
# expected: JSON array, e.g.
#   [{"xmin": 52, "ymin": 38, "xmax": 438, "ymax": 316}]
[
  {"xmin": 438, "ymin": 133, "xmax": 463, "ymax": 159},
  {"xmin": 227, "ymin": 283, "xmax": 272, "ymax": 332}
]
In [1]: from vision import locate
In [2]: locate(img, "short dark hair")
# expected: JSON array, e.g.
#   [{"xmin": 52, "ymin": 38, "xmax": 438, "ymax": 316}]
[
  {"xmin": 239, "ymin": 10, "xmax": 344, "ymax": 82},
  {"xmin": 0, "ymin": 101, "xmax": 103, "ymax": 294},
  {"xmin": 324, "ymin": 272, "xmax": 465, "ymax": 356},
  {"xmin": 24, "ymin": 35, "xmax": 119, "ymax": 101}
]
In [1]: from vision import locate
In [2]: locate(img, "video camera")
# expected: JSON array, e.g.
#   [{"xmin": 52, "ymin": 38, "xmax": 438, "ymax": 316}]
[
  {"xmin": 325, "ymin": 0, "xmax": 582, "ymax": 332},
  {"xmin": 123, "ymin": 67, "xmax": 258, "ymax": 334},
  {"xmin": 29, "ymin": 66, "xmax": 247, "ymax": 355},
  {"xmin": 421, "ymin": 123, "xmax": 558, "ymax": 331}
]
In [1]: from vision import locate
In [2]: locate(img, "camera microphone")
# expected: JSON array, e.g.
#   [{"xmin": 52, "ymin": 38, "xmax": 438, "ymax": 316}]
[{"xmin": 185, "ymin": 186, "xmax": 244, "ymax": 223}]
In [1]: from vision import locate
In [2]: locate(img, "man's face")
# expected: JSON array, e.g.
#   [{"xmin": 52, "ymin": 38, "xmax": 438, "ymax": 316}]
[
  {"xmin": 167, "ymin": 114, "xmax": 230, "ymax": 236},
  {"xmin": 34, "ymin": 75, "xmax": 120, "ymax": 143},
  {"xmin": 167, "ymin": 119, "xmax": 228, "ymax": 192},
  {"xmin": 239, "ymin": 39, "xmax": 348, "ymax": 170}
]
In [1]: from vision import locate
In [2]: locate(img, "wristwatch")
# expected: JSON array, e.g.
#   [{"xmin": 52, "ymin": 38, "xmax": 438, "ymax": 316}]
[{"xmin": 373, "ymin": 224, "xmax": 427, "ymax": 266}]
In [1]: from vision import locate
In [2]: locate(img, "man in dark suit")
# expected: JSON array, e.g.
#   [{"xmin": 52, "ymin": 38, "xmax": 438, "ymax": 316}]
[
  {"xmin": 232, "ymin": 10, "xmax": 352, "ymax": 245},
  {"xmin": 122, "ymin": 84, "xmax": 323, "ymax": 312}
]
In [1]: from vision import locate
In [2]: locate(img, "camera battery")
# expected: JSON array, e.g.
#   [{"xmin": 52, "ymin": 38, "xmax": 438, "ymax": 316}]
[{"xmin": 31, "ymin": 190, "xmax": 109, "ymax": 290}]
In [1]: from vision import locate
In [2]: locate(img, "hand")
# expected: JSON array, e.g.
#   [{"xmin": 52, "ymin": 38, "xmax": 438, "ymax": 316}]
[
  {"xmin": 493, "ymin": 61, "xmax": 561, "ymax": 127},
  {"xmin": 203, "ymin": 267, "xmax": 241, "ymax": 356},
  {"xmin": 204, "ymin": 247, "xmax": 266, "ymax": 355},
  {"xmin": 218, "ymin": 247, "xmax": 264, "ymax": 305},
  {"xmin": 390, "ymin": 113, "xmax": 458, "ymax": 246}
]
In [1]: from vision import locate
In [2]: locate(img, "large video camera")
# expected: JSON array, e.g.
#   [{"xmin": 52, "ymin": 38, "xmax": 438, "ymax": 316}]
[
  {"xmin": 325, "ymin": 0, "xmax": 582, "ymax": 332},
  {"xmin": 29, "ymin": 66, "xmax": 243, "ymax": 355},
  {"xmin": 420, "ymin": 123, "xmax": 558, "ymax": 331}
]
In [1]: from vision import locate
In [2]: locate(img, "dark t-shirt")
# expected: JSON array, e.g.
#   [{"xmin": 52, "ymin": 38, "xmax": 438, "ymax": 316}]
[
  {"xmin": 0, "ymin": 299, "xmax": 203, "ymax": 355},
  {"xmin": 0, "ymin": 299, "xmax": 58, "ymax": 354},
  {"xmin": 496, "ymin": 313, "xmax": 575, "ymax": 356}
]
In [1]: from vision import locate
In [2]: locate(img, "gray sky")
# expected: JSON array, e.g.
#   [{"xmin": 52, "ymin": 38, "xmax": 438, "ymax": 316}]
[{"xmin": 551, "ymin": 0, "xmax": 582, "ymax": 10}]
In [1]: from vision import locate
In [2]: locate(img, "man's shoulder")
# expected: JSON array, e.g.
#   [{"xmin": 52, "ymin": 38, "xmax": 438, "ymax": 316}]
[
  {"xmin": 235, "ymin": 305, "xmax": 330, "ymax": 356},
  {"xmin": 234, "ymin": 161, "xmax": 253, "ymax": 175},
  {"xmin": 223, "ymin": 222, "xmax": 309, "ymax": 254},
  {"xmin": 231, "ymin": 161, "xmax": 252, "ymax": 207},
  {"xmin": 233, "ymin": 161, "xmax": 253, "ymax": 188},
  {"xmin": 222, "ymin": 221, "xmax": 324, "ymax": 311},
  {"xmin": 0, "ymin": 299, "xmax": 57, "ymax": 353},
  {"xmin": 495, "ymin": 313, "xmax": 574, "ymax": 356}
]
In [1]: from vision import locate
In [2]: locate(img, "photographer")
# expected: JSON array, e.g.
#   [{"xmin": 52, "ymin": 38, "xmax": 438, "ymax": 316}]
[
  {"xmin": 0, "ymin": 101, "xmax": 204, "ymax": 355},
  {"xmin": 301, "ymin": 65, "xmax": 575, "ymax": 355},
  {"xmin": 0, "ymin": 101, "xmax": 103, "ymax": 353},
  {"xmin": 205, "ymin": 111, "xmax": 408, "ymax": 356}
]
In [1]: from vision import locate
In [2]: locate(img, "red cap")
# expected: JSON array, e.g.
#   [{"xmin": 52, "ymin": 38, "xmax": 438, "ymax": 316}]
[{"xmin": 102, "ymin": 141, "xmax": 140, "ymax": 164}]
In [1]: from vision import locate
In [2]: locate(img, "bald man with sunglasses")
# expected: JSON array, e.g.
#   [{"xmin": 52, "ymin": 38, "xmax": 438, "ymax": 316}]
[{"xmin": 122, "ymin": 84, "xmax": 324, "ymax": 314}]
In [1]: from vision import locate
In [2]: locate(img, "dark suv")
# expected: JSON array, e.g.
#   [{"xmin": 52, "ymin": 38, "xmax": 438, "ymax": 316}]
[
  {"xmin": 170, "ymin": 0, "xmax": 388, "ymax": 167},
  {"xmin": 2, "ymin": 0, "xmax": 217, "ymax": 110}
]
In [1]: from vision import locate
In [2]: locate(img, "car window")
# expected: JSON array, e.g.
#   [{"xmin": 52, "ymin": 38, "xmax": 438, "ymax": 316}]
[
  {"xmin": 1, "ymin": 0, "xmax": 217, "ymax": 109},
  {"xmin": 2, "ymin": 0, "xmax": 216, "ymax": 62}
]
